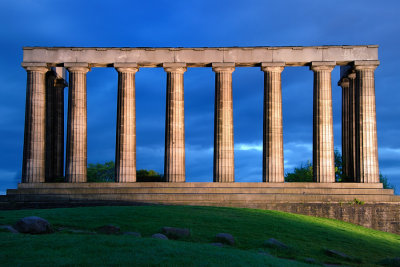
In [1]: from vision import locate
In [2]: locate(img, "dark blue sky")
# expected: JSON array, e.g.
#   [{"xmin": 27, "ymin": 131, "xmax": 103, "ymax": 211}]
[{"xmin": 1, "ymin": 0, "xmax": 399, "ymax": 194}]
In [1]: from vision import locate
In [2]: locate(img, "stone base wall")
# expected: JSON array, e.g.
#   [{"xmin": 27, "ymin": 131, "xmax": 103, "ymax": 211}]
[{"xmin": 263, "ymin": 203, "xmax": 400, "ymax": 235}]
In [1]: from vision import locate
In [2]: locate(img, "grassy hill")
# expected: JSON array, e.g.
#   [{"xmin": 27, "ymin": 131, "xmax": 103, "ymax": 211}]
[{"xmin": 0, "ymin": 205, "xmax": 399, "ymax": 266}]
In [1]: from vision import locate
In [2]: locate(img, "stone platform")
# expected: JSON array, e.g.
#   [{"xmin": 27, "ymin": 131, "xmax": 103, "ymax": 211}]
[{"xmin": 3, "ymin": 182, "xmax": 400, "ymax": 234}]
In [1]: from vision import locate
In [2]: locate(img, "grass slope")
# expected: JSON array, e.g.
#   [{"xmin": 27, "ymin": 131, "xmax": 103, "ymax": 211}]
[{"xmin": 0, "ymin": 205, "xmax": 399, "ymax": 266}]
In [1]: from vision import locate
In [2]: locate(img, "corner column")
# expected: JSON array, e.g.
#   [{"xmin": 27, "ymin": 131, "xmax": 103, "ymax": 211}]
[
  {"xmin": 354, "ymin": 61, "xmax": 380, "ymax": 183},
  {"xmin": 163, "ymin": 63, "xmax": 187, "ymax": 182},
  {"xmin": 115, "ymin": 63, "xmax": 139, "ymax": 182},
  {"xmin": 261, "ymin": 63, "xmax": 285, "ymax": 182},
  {"xmin": 212, "ymin": 63, "xmax": 235, "ymax": 182},
  {"xmin": 65, "ymin": 63, "xmax": 90, "ymax": 183},
  {"xmin": 21, "ymin": 63, "xmax": 49, "ymax": 183},
  {"xmin": 311, "ymin": 62, "xmax": 336, "ymax": 183}
]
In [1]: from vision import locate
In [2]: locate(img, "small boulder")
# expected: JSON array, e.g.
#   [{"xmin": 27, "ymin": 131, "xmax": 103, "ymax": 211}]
[
  {"xmin": 215, "ymin": 233, "xmax": 235, "ymax": 246},
  {"xmin": 264, "ymin": 238, "xmax": 289, "ymax": 250},
  {"xmin": 210, "ymin": 242, "xmax": 224, "ymax": 247},
  {"xmin": 96, "ymin": 224, "xmax": 121, "ymax": 234},
  {"xmin": 0, "ymin": 225, "xmax": 19, "ymax": 233},
  {"xmin": 324, "ymin": 249, "xmax": 352, "ymax": 260},
  {"xmin": 161, "ymin": 226, "xmax": 190, "ymax": 239},
  {"xmin": 152, "ymin": 233, "xmax": 168, "ymax": 240},
  {"xmin": 123, "ymin": 232, "xmax": 141, "ymax": 237},
  {"xmin": 13, "ymin": 216, "xmax": 53, "ymax": 234}
]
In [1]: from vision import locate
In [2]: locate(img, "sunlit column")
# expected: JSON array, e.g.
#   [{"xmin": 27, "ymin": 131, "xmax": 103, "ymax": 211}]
[
  {"xmin": 65, "ymin": 63, "xmax": 90, "ymax": 183},
  {"xmin": 115, "ymin": 63, "xmax": 139, "ymax": 182},
  {"xmin": 261, "ymin": 63, "xmax": 285, "ymax": 182},
  {"xmin": 311, "ymin": 62, "xmax": 336, "ymax": 183},
  {"xmin": 354, "ymin": 60, "xmax": 380, "ymax": 183},
  {"xmin": 213, "ymin": 63, "xmax": 235, "ymax": 182},
  {"xmin": 164, "ymin": 63, "xmax": 187, "ymax": 182},
  {"xmin": 21, "ymin": 63, "xmax": 49, "ymax": 183}
]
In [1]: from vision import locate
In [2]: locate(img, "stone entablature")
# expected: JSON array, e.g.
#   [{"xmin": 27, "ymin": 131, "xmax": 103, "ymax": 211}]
[
  {"xmin": 23, "ymin": 45, "xmax": 378, "ymax": 67},
  {"xmin": 20, "ymin": 45, "xmax": 381, "ymax": 184}
]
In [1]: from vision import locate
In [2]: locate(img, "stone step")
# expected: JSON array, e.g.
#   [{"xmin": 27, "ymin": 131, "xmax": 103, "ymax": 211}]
[
  {"xmin": 7, "ymin": 192, "xmax": 400, "ymax": 204},
  {"xmin": 7, "ymin": 187, "xmax": 394, "ymax": 195},
  {"xmin": 16, "ymin": 182, "xmax": 384, "ymax": 189}
]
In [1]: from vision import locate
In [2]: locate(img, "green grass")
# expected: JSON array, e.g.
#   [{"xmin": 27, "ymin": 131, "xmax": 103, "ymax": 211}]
[{"xmin": 0, "ymin": 205, "xmax": 399, "ymax": 266}]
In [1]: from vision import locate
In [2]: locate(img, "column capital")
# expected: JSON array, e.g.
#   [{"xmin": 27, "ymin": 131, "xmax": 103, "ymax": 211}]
[
  {"xmin": 353, "ymin": 60, "xmax": 379, "ymax": 71},
  {"xmin": 64, "ymin": 62, "xmax": 90, "ymax": 73},
  {"xmin": 114, "ymin": 63, "xmax": 139, "ymax": 73},
  {"xmin": 22, "ymin": 62, "xmax": 49, "ymax": 73},
  {"xmin": 261, "ymin": 62, "xmax": 285, "ymax": 72},
  {"xmin": 212, "ymin": 62, "xmax": 235, "ymax": 73},
  {"xmin": 347, "ymin": 72, "xmax": 356, "ymax": 79},
  {"xmin": 338, "ymin": 77, "xmax": 350, "ymax": 87},
  {"xmin": 163, "ymin": 62, "xmax": 187, "ymax": 74},
  {"xmin": 310, "ymin": 61, "xmax": 336, "ymax": 72},
  {"xmin": 54, "ymin": 78, "xmax": 68, "ymax": 88}
]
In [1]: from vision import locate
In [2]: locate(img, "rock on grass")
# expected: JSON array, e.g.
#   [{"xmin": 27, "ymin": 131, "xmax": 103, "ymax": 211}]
[
  {"xmin": 215, "ymin": 233, "xmax": 235, "ymax": 245},
  {"xmin": 161, "ymin": 226, "xmax": 190, "ymax": 239},
  {"xmin": 13, "ymin": 216, "xmax": 53, "ymax": 234}
]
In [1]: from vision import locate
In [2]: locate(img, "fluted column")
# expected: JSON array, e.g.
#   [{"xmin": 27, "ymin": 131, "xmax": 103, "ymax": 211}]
[
  {"xmin": 354, "ymin": 61, "xmax": 380, "ymax": 183},
  {"xmin": 115, "ymin": 63, "xmax": 139, "ymax": 182},
  {"xmin": 339, "ymin": 77, "xmax": 350, "ymax": 179},
  {"xmin": 311, "ymin": 62, "xmax": 336, "ymax": 183},
  {"xmin": 21, "ymin": 63, "xmax": 49, "ymax": 183},
  {"xmin": 261, "ymin": 63, "xmax": 284, "ymax": 182},
  {"xmin": 348, "ymin": 72, "xmax": 357, "ymax": 180},
  {"xmin": 163, "ymin": 63, "xmax": 186, "ymax": 182},
  {"xmin": 45, "ymin": 72, "xmax": 66, "ymax": 181},
  {"xmin": 212, "ymin": 63, "xmax": 235, "ymax": 182},
  {"xmin": 65, "ymin": 63, "xmax": 90, "ymax": 183}
]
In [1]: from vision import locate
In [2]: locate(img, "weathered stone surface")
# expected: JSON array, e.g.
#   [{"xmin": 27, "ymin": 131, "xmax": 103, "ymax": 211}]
[
  {"xmin": 215, "ymin": 233, "xmax": 235, "ymax": 245},
  {"xmin": 161, "ymin": 226, "xmax": 190, "ymax": 239},
  {"xmin": 152, "ymin": 233, "xmax": 168, "ymax": 240},
  {"xmin": 96, "ymin": 224, "xmax": 121, "ymax": 234},
  {"xmin": 13, "ymin": 216, "xmax": 53, "ymax": 234},
  {"xmin": 21, "ymin": 65, "xmax": 48, "ymax": 183},
  {"xmin": 311, "ymin": 62, "xmax": 336, "ymax": 182},
  {"xmin": 264, "ymin": 238, "xmax": 289, "ymax": 249},
  {"xmin": 115, "ymin": 66, "xmax": 138, "ymax": 182},
  {"xmin": 213, "ymin": 63, "xmax": 235, "ymax": 182},
  {"xmin": 123, "ymin": 231, "xmax": 141, "ymax": 237},
  {"xmin": 324, "ymin": 249, "xmax": 352, "ymax": 260},
  {"xmin": 65, "ymin": 64, "xmax": 90, "ymax": 183},
  {"xmin": 164, "ymin": 64, "xmax": 186, "ymax": 182},
  {"xmin": 0, "ymin": 225, "xmax": 19, "ymax": 233},
  {"xmin": 23, "ymin": 46, "xmax": 379, "ymax": 67},
  {"xmin": 262, "ymin": 63, "xmax": 285, "ymax": 182}
]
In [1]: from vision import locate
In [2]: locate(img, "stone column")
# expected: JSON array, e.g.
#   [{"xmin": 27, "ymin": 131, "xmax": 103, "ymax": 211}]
[
  {"xmin": 311, "ymin": 62, "xmax": 336, "ymax": 183},
  {"xmin": 115, "ymin": 63, "xmax": 139, "ymax": 182},
  {"xmin": 261, "ymin": 63, "xmax": 285, "ymax": 182},
  {"xmin": 45, "ymin": 72, "xmax": 66, "ymax": 181},
  {"xmin": 339, "ymin": 77, "xmax": 350, "ymax": 179},
  {"xmin": 65, "ymin": 63, "xmax": 90, "ymax": 183},
  {"xmin": 354, "ymin": 60, "xmax": 380, "ymax": 183},
  {"xmin": 21, "ymin": 63, "xmax": 49, "ymax": 183},
  {"xmin": 212, "ymin": 63, "xmax": 235, "ymax": 182},
  {"xmin": 347, "ymin": 72, "xmax": 357, "ymax": 181},
  {"xmin": 163, "ymin": 63, "xmax": 187, "ymax": 182}
]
